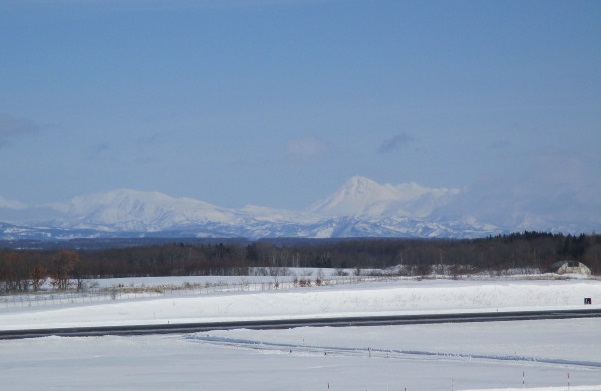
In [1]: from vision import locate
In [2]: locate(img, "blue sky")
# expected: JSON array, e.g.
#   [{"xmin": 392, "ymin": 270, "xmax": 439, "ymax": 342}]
[{"xmin": 1, "ymin": 0, "xmax": 600, "ymax": 218}]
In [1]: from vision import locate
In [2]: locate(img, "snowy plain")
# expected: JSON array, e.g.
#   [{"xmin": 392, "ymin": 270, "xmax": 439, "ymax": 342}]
[{"xmin": 1, "ymin": 275, "xmax": 600, "ymax": 390}]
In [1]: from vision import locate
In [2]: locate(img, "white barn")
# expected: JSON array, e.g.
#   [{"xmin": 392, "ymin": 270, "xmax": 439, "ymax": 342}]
[{"xmin": 549, "ymin": 260, "xmax": 592, "ymax": 275}]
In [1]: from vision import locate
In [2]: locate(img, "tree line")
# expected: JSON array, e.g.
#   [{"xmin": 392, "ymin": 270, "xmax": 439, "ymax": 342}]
[{"xmin": 1, "ymin": 232, "xmax": 599, "ymax": 292}]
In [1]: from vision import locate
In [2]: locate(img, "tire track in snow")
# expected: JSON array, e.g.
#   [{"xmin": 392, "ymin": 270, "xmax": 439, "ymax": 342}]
[{"xmin": 184, "ymin": 334, "xmax": 601, "ymax": 369}]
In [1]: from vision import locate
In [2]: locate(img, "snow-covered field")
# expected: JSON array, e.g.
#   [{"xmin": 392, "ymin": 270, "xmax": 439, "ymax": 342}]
[{"xmin": 1, "ymin": 276, "xmax": 600, "ymax": 390}]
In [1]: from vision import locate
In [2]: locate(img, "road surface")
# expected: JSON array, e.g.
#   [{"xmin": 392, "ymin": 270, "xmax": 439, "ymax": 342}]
[{"xmin": 1, "ymin": 308, "xmax": 600, "ymax": 340}]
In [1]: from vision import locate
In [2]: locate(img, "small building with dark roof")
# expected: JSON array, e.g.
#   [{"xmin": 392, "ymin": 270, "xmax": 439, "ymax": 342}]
[{"xmin": 549, "ymin": 260, "xmax": 591, "ymax": 275}]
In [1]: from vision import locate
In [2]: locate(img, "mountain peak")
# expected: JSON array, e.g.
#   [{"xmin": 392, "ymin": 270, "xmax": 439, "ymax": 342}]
[
  {"xmin": 0, "ymin": 176, "xmax": 594, "ymax": 240},
  {"xmin": 343, "ymin": 176, "xmax": 382, "ymax": 195},
  {"xmin": 309, "ymin": 176, "xmax": 395, "ymax": 217},
  {"xmin": 49, "ymin": 189, "xmax": 235, "ymax": 231},
  {"xmin": 309, "ymin": 176, "xmax": 462, "ymax": 218}
]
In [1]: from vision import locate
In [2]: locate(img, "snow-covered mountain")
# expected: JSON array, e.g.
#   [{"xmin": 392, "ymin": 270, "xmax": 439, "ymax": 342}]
[
  {"xmin": 50, "ymin": 189, "xmax": 246, "ymax": 231},
  {"xmin": 4, "ymin": 175, "xmax": 586, "ymax": 241},
  {"xmin": 309, "ymin": 176, "xmax": 461, "ymax": 219}
]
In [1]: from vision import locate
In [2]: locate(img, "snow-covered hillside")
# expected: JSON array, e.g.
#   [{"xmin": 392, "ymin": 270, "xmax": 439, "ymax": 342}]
[
  {"xmin": 0, "ymin": 175, "xmax": 594, "ymax": 241},
  {"xmin": 1, "ymin": 278, "xmax": 599, "ymax": 330},
  {"xmin": 51, "ymin": 189, "xmax": 249, "ymax": 231},
  {"xmin": 309, "ymin": 176, "xmax": 461, "ymax": 219},
  {"xmin": 1, "ymin": 278, "xmax": 600, "ymax": 391}
]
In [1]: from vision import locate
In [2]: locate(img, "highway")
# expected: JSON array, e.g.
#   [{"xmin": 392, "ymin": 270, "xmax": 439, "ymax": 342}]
[{"xmin": 1, "ymin": 308, "xmax": 600, "ymax": 340}]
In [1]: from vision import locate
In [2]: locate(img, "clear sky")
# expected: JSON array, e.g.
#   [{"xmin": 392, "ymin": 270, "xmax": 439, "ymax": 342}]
[{"xmin": 1, "ymin": 0, "xmax": 600, "ymax": 217}]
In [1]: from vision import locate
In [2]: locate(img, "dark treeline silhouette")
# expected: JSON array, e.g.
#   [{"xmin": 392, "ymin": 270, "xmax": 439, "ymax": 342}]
[{"xmin": 1, "ymin": 232, "xmax": 600, "ymax": 291}]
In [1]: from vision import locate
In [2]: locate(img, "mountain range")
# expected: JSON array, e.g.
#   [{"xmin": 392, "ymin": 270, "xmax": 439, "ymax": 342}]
[{"xmin": 0, "ymin": 176, "xmax": 593, "ymax": 241}]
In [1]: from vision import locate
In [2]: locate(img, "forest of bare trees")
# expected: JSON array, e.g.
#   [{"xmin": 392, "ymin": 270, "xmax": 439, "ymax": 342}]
[{"xmin": 1, "ymin": 232, "xmax": 599, "ymax": 292}]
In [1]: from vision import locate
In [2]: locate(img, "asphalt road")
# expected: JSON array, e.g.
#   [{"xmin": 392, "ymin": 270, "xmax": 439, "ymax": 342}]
[{"xmin": 1, "ymin": 308, "xmax": 600, "ymax": 340}]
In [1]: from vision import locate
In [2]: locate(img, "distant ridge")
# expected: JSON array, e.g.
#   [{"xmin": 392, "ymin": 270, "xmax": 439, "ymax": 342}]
[
  {"xmin": 51, "ymin": 189, "xmax": 242, "ymax": 231},
  {"xmin": 308, "ymin": 176, "xmax": 461, "ymax": 219},
  {"xmin": 1, "ymin": 175, "xmax": 593, "ymax": 241}
]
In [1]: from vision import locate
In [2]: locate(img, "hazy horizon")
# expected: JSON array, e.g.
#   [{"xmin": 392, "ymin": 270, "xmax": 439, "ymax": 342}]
[{"xmin": 1, "ymin": 0, "xmax": 600, "ymax": 231}]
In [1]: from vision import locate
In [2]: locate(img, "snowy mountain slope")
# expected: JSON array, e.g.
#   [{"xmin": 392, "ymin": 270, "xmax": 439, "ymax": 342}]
[
  {"xmin": 50, "ymin": 189, "xmax": 244, "ymax": 231},
  {"xmin": 308, "ymin": 176, "xmax": 461, "ymax": 219},
  {"xmin": 2, "ymin": 175, "xmax": 575, "ymax": 241},
  {"xmin": 0, "ymin": 217, "xmax": 502, "ymax": 242},
  {"xmin": 0, "ymin": 195, "xmax": 27, "ymax": 210}
]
